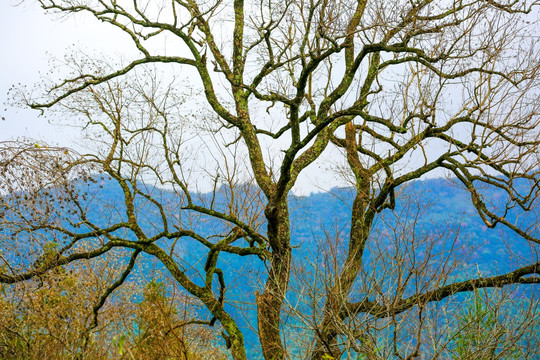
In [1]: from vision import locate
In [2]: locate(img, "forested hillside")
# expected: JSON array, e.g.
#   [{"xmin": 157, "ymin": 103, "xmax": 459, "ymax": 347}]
[{"xmin": 2, "ymin": 176, "xmax": 537, "ymax": 358}]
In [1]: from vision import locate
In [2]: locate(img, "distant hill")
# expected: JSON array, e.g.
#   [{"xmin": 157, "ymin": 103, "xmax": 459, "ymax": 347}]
[
  {"xmin": 82, "ymin": 175, "xmax": 538, "ymax": 293},
  {"xmin": 73, "ymin": 176, "xmax": 538, "ymax": 357}
]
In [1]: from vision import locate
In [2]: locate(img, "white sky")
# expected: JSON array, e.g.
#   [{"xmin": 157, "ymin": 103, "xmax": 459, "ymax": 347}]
[
  {"xmin": 1, "ymin": 1, "xmax": 455, "ymax": 195},
  {"xmin": 1, "ymin": 2, "xmax": 59, "ymax": 141},
  {"xmin": 0, "ymin": 2, "xmax": 347, "ymax": 194},
  {"xmin": 0, "ymin": 1, "xmax": 133, "ymax": 145}
]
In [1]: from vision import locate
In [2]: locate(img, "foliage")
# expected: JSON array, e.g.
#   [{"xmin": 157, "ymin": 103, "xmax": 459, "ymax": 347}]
[
  {"xmin": 0, "ymin": 264, "xmax": 109, "ymax": 359},
  {"xmin": 450, "ymin": 290, "xmax": 524, "ymax": 360},
  {"xmin": 0, "ymin": 258, "xmax": 227, "ymax": 359},
  {"xmin": 129, "ymin": 278, "xmax": 228, "ymax": 359}
]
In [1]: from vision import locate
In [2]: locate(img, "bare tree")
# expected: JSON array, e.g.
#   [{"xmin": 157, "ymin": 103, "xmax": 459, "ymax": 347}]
[
  {"xmin": 3, "ymin": 0, "xmax": 540, "ymax": 359},
  {"xmin": 289, "ymin": 187, "xmax": 539, "ymax": 359}
]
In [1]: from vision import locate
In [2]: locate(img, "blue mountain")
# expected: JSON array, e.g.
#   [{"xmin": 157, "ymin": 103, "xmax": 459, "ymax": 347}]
[{"xmin": 66, "ymin": 176, "xmax": 538, "ymax": 356}]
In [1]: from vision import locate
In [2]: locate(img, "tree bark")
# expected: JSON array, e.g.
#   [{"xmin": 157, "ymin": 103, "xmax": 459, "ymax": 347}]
[{"xmin": 258, "ymin": 200, "xmax": 292, "ymax": 360}]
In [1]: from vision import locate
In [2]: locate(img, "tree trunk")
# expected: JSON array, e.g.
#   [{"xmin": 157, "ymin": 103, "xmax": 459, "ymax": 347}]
[{"xmin": 258, "ymin": 200, "xmax": 292, "ymax": 360}]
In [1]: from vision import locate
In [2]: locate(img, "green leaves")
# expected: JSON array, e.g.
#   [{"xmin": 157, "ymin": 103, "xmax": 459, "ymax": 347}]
[
  {"xmin": 451, "ymin": 290, "xmax": 522, "ymax": 360},
  {"xmin": 113, "ymin": 335, "xmax": 126, "ymax": 355}
]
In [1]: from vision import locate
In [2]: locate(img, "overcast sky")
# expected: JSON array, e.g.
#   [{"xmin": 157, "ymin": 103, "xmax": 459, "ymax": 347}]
[
  {"xmin": 0, "ymin": 1, "xmax": 132, "ymax": 145},
  {"xmin": 0, "ymin": 2, "xmax": 343, "ymax": 193},
  {"xmin": 1, "ymin": 1, "xmax": 452, "ymax": 194}
]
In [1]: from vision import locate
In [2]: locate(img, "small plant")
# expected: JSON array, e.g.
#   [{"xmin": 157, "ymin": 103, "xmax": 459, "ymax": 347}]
[{"xmin": 451, "ymin": 290, "xmax": 522, "ymax": 360}]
